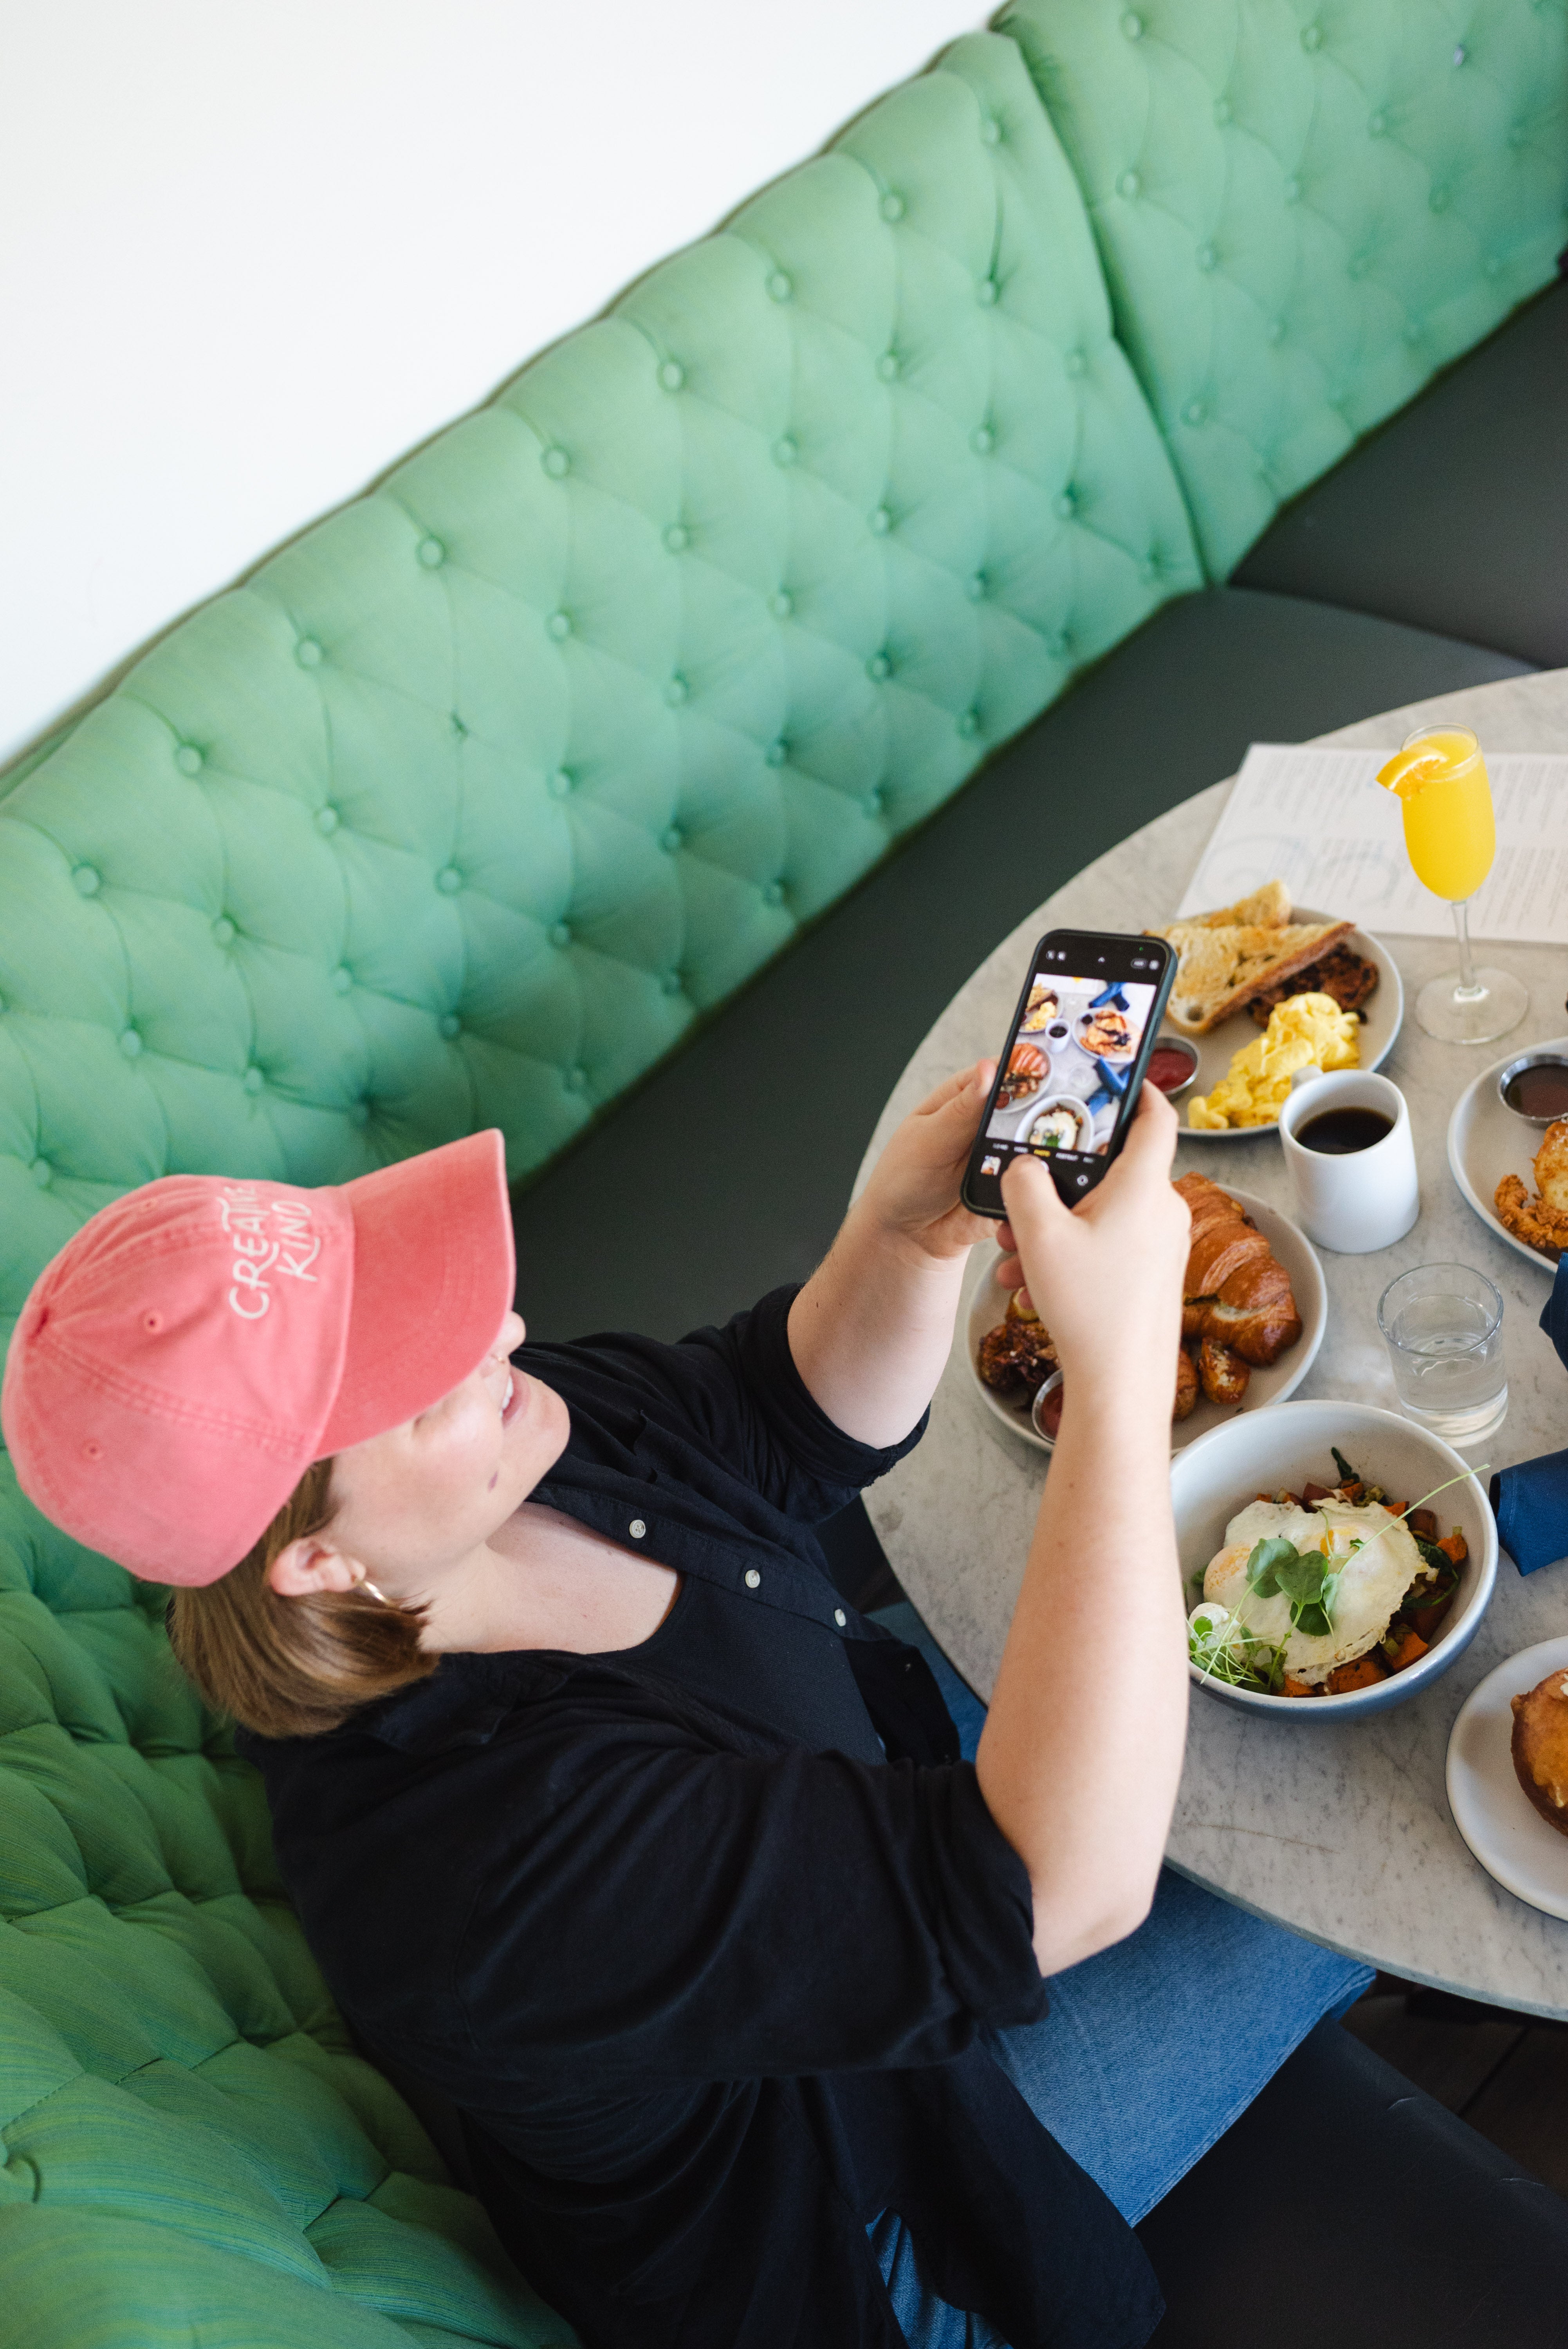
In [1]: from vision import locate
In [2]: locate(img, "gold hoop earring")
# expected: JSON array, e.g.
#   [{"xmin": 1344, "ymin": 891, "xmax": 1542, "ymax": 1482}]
[{"xmin": 359, "ymin": 1579, "xmax": 391, "ymax": 1606}]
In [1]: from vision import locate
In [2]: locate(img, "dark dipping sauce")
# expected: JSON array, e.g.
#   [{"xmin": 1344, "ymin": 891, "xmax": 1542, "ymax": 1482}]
[
  {"xmin": 1297, "ymin": 1106, "xmax": 1392, "ymax": 1155},
  {"xmin": 1503, "ymin": 1061, "xmax": 1568, "ymax": 1120},
  {"xmin": 1148, "ymin": 1043, "xmax": 1197, "ymax": 1093}
]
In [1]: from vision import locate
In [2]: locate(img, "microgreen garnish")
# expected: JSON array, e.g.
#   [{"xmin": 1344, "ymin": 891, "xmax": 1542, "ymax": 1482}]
[
  {"xmin": 1186, "ymin": 1605, "xmax": 1285, "ymax": 1695},
  {"xmin": 1245, "ymin": 1535, "xmax": 1340, "ymax": 1640}
]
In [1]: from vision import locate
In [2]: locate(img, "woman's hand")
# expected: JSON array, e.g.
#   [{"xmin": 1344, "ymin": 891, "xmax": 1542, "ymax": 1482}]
[
  {"xmin": 853, "ymin": 1059, "xmax": 998, "ymax": 1264},
  {"xmin": 997, "ymin": 1084, "xmax": 1189, "ymax": 1395},
  {"xmin": 787, "ymin": 1059, "xmax": 997, "ymax": 1447}
]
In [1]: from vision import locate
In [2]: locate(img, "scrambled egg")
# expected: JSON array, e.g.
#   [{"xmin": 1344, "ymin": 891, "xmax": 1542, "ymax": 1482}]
[{"xmin": 1188, "ymin": 992, "xmax": 1360, "ymax": 1130}]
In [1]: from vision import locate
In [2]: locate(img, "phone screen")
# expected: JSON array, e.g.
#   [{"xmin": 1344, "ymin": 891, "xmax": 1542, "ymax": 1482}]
[{"xmin": 962, "ymin": 929, "xmax": 1177, "ymax": 1214}]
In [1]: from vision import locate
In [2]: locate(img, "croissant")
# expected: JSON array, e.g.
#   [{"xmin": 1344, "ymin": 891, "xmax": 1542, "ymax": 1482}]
[{"xmin": 1174, "ymin": 1172, "xmax": 1303, "ymax": 1368}]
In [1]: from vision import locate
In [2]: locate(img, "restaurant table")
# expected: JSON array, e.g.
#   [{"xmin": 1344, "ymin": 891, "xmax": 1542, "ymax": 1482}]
[{"xmin": 855, "ymin": 666, "xmax": 1568, "ymax": 2020}]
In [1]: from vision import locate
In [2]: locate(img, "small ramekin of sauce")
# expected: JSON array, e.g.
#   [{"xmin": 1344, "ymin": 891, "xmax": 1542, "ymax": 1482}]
[
  {"xmin": 1030, "ymin": 1370, "xmax": 1064, "ymax": 1448},
  {"xmin": 1147, "ymin": 1036, "xmax": 1200, "ymax": 1100},
  {"xmin": 1497, "ymin": 1052, "xmax": 1568, "ymax": 1126}
]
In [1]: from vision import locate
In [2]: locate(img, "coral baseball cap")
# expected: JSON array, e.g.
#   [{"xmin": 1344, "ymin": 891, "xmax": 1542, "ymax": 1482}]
[{"xmin": 1, "ymin": 1130, "xmax": 514, "ymax": 1586}]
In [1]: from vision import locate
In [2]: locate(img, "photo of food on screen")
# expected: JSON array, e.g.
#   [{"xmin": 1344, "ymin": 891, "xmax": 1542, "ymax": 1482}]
[{"xmin": 984, "ymin": 972, "xmax": 1158, "ymax": 1159}]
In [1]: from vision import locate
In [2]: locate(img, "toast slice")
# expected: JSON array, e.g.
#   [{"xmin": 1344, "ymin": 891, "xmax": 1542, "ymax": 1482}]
[
  {"xmin": 1157, "ymin": 916, "xmax": 1355, "ymax": 1034},
  {"xmin": 1188, "ymin": 879, "xmax": 1292, "ymax": 932}
]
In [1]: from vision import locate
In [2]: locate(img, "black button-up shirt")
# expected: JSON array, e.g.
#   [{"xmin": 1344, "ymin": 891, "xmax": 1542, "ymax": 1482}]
[{"xmin": 238, "ymin": 1287, "xmax": 1159, "ymax": 2349}]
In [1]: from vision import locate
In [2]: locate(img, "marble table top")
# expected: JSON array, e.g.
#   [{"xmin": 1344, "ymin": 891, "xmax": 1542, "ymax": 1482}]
[{"xmin": 855, "ymin": 666, "xmax": 1568, "ymax": 2020}]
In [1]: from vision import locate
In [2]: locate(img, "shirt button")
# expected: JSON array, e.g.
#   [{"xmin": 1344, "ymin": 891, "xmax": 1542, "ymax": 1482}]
[
  {"xmin": 629, "ymin": 1519, "xmax": 646, "ymax": 1540},
  {"xmin": 744, "ymin": 1569, "xmax": 761, "ymax": 1589},
  {"xmin": 834, "ymin": 1608, "xmax": 847, "ymax": 1628}
]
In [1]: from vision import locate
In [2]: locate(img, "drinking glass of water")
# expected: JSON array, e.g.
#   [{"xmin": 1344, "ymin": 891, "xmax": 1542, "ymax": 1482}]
[{"xmin": 1376, "ymin": 1264, "xmax": 1506, "ymax": 1444}]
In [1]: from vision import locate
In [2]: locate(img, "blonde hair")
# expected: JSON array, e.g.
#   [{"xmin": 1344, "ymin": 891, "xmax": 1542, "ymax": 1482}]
[{"xmin": 167, "ymin": 1458, "xmax": 436, "ymax": 1739}]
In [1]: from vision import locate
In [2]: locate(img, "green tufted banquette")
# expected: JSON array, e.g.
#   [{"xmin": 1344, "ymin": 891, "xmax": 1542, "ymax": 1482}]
[
  {"xmin": 0, "ymin": 32, "xmax": 1199, "ymax": 2343},
  {"xmin": 0, "ymin": 28, "xmax": 1195, "ymax": 1322},
  {"xmin": 998, "ymin": 0, "xmax": 1568, "ymax": 573},
  {"xmin": 0, "ymin": 6, "xmax": 1562, "ymax": 2342},
  {"xmin": 0, "ymin": 1503, "xmax": 575, "ymax": 2344}
]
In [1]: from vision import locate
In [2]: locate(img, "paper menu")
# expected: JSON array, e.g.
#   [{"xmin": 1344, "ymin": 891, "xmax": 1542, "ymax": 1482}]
[{"xmin": 1176, "ymin": 744, "xmax": 1568, "ymax": 942}]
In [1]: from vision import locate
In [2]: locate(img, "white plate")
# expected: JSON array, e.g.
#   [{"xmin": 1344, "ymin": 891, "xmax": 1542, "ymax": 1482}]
[
  {"xmin": 963, "ymin": 1184, "xmax": 1327, "ymax": 1456},
  {"xmin": 989, "ymin": 1050, "xmax": 1056, "ymax": 1137},
  {"xmin": 1175, "ymin": 916, "xmax": 1403, "ymax": 1140},
  {"xmin": 1447, "ymin": 1036, "xmax": 1568, "ymax": 1275},
  {"xmin": 1447, "ymin": 1636, "xmax": 1568, "ymax": 1919},
  {"xmin": 1018, "ymin": 984, "xmax": 1063, "ymax": 1038},
  {"xmin": 1074, "ymin": 1005, "xmax": 1138, "ymax": 1064}
]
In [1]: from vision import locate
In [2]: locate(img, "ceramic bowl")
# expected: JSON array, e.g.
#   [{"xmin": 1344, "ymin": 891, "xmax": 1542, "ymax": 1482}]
[
  {"xmin": 1171, "ymin": 1398, "xmax": 1496, "ymax": 1718},
  {"xmin": 1017, "ymin": 1094, "xmax": 1093, "ymax": 1154}
]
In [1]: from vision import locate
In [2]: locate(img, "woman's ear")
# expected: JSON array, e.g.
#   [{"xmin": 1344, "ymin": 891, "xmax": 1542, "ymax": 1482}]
[{"xmin": 267, "ymin": 1535, "xmax": 364, "ymax": 1600}]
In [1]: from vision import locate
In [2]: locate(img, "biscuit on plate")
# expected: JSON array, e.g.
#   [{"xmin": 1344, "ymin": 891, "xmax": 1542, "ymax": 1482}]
[{"xmin": 1510, "ymin": 1668, "xmax": 1568, "ymax": 1837}]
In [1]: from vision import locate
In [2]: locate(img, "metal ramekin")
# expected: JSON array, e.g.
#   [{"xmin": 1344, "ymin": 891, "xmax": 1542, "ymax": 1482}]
[{"xmin": 1496, "ymin": 1049, "xmax": 1568, "ymax": 1126}]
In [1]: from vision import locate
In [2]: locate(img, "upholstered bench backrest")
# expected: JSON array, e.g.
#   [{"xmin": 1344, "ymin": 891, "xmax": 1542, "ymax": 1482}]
[
  {"xmin": 998, "ymin": 0, "xmax": 1568, "ymax": 573},
  {"xmin": 0, "ymin": 30, "xmax": 1194, "ymax": 1310}
]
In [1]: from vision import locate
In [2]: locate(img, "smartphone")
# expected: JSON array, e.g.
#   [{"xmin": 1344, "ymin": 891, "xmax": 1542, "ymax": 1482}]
[{"xmin": 961, "ymin": 928, "xmax": 1178, "ymax": 1214}]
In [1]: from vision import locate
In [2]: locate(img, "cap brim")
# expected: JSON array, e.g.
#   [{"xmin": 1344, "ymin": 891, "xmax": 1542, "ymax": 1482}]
[{"xmin": 317, "ymin": 1129, "xmax": 515, "ymax": 1456}]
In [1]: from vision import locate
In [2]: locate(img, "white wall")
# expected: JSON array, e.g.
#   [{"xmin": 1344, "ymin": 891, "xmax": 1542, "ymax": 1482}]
[{"xmin": 1, "ymin": 0, "xmax": 978, "ymax": 763}]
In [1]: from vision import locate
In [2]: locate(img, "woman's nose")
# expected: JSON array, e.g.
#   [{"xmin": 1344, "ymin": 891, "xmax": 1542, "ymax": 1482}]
[{"xmin": 495, "ymin": 1309, "xmax": 526, "ymax": 1358}]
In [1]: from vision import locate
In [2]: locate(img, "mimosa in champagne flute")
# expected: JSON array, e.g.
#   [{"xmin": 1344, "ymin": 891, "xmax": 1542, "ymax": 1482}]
[{"xmin": 1376, "ymin": 726, "xmax": 1528, "ymax": 1044}]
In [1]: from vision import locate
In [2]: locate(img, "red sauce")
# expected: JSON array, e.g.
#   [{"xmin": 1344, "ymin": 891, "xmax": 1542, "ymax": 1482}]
[
  {"xmin": 1038, "ymin": 1383, "xmax": 1065, "ymax": 1441},
  {"xmin": 1148, "ymin": 1043, "xmax": 1196, "ymax": 1093}
]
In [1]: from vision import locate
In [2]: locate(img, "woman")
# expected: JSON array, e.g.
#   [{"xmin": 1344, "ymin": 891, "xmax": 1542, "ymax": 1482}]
[{"xmin": 2, "ymin": 1066, "xmax": 1364, "ymax": 2348}]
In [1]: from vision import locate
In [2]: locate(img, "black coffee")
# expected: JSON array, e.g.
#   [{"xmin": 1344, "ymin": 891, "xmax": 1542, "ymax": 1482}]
[{"xmin": 1296, "ymin": 1106, "xmax": 1393, "ymax": 1155}]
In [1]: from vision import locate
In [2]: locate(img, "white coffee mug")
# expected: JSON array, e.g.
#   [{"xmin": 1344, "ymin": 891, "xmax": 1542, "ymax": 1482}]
[{"xmin": 1279, "ymin": 1069, "xmax": 1419, "ymax": 1254}]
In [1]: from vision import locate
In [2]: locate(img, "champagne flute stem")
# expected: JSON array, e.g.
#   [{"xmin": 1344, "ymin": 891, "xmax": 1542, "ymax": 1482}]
[{"xmin": 1452, "ymin": 897, "xmax": 1483, "ymax": 999}]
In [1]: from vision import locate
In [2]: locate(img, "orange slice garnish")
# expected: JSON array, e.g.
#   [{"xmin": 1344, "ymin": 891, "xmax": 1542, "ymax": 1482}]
[{"xmin": 1375, "ymin": 744, "xmax": 1447, "ymax": 799}]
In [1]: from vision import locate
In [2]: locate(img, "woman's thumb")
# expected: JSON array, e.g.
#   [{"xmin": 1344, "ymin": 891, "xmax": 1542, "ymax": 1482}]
[{"xmin": 999, "ymin": 1151, "xmax": 1067, "ymax": 1247}]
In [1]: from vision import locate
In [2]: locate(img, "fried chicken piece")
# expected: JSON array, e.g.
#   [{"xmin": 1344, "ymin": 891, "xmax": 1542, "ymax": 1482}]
[
  {"xmin": 977, "ymin": 1318, "xmax": 1059, "ymax": 1393},
  {"xmin": 1494, "ymin": 1172, "xmax": 1568, "ymax": 1262},
  {"xmin": 1247, "ymin": 945, "xmax": 1380, "ymax": 1026},
  {"xmin": 1535, "ymin": 1118, "xmax": 1568, "ymax": 1214}
]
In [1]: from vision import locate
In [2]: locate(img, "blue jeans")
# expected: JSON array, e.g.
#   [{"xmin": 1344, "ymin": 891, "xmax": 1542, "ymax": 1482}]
[{"xmin": 866, "ymin": 1602, "xmax": 1372, "ymax": 2349}]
